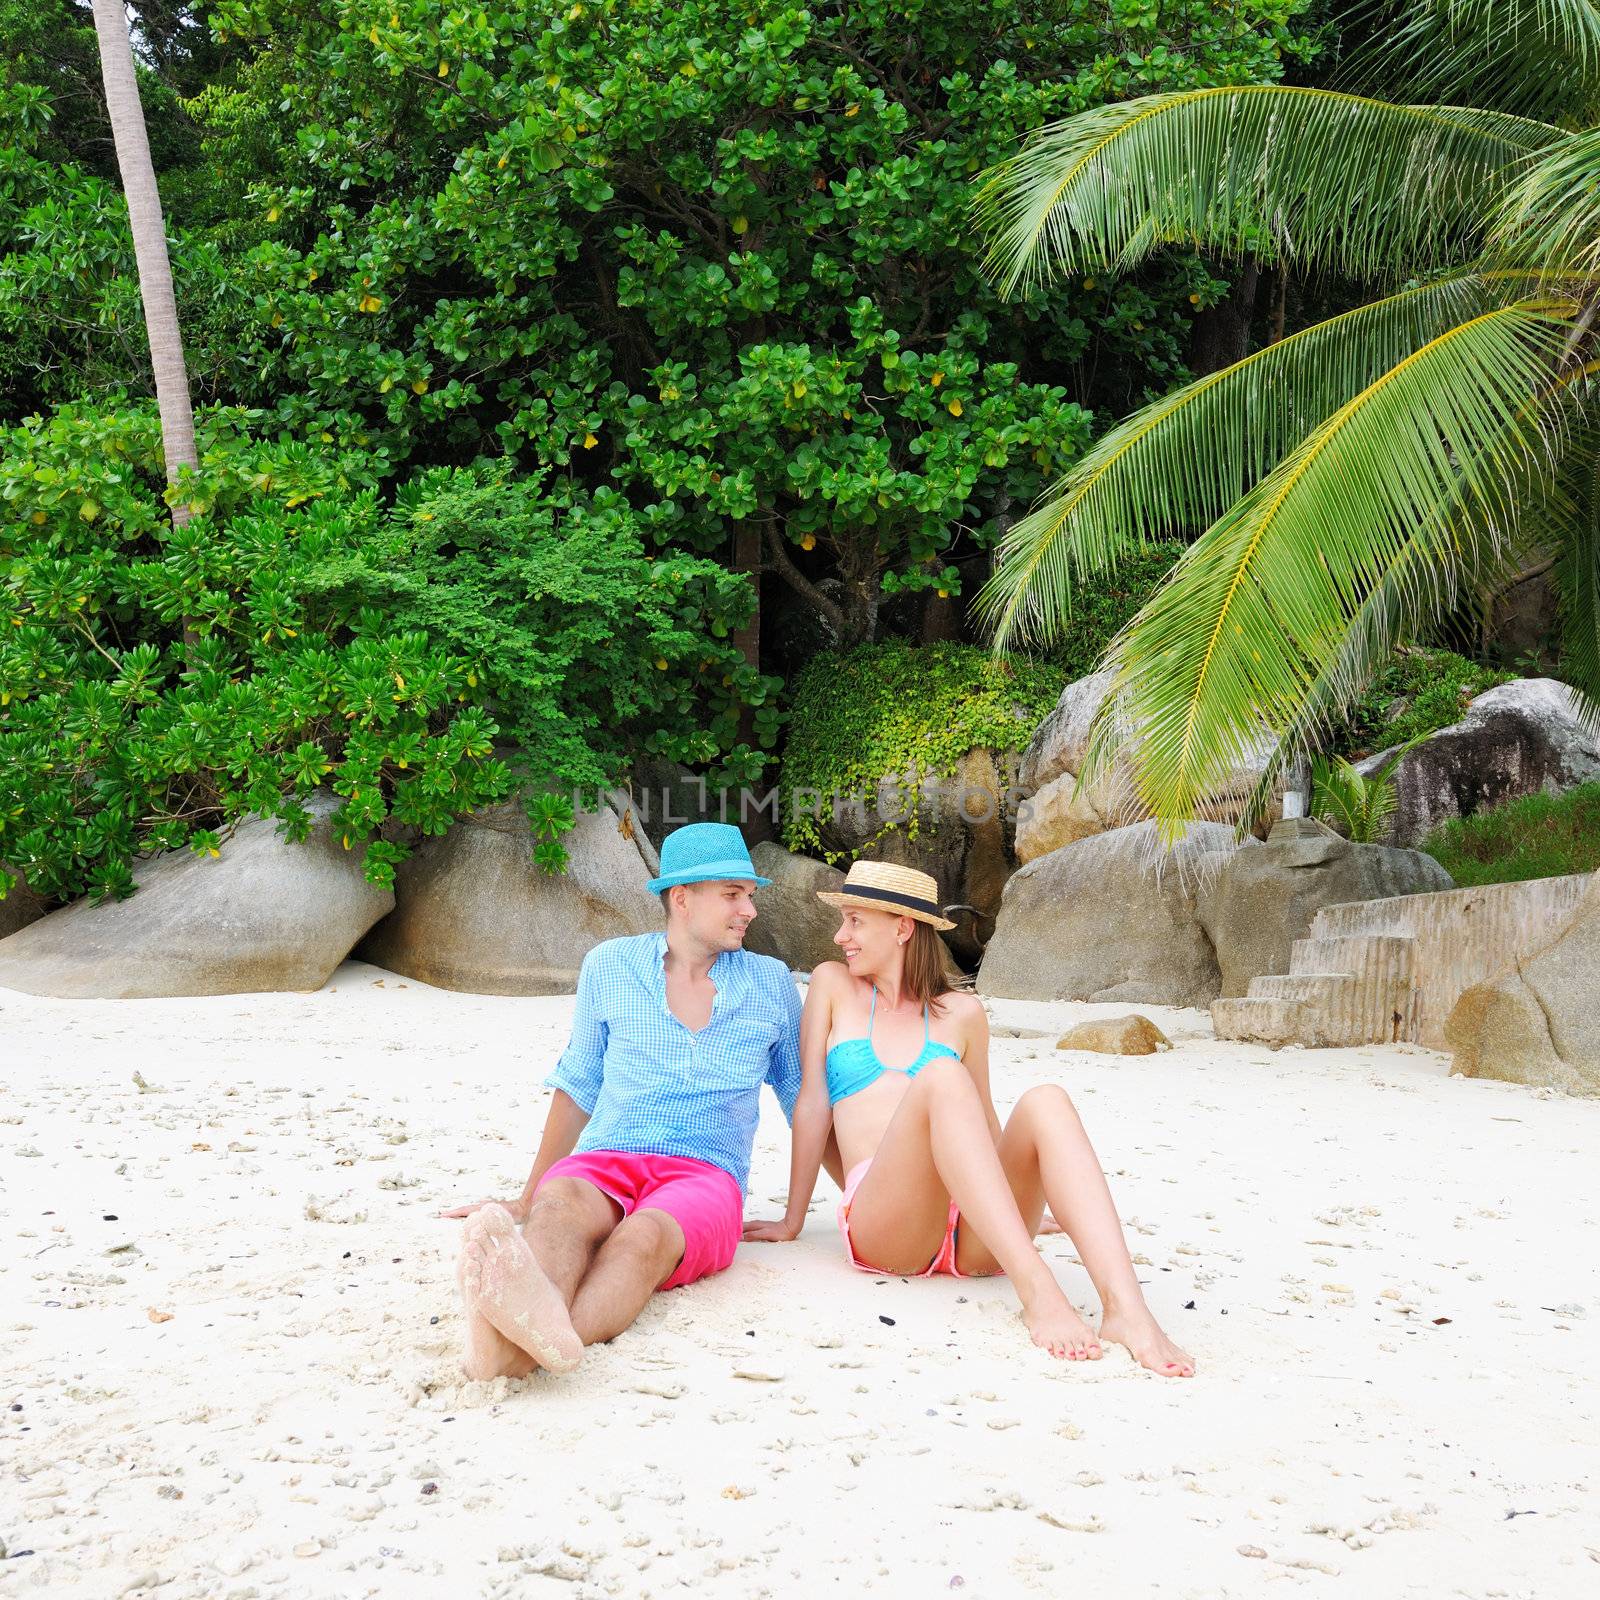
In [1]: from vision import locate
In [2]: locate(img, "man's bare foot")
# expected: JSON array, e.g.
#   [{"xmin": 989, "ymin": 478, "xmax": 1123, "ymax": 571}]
[
  {"xmin": 456, "ymin": 1228, "xmax": 535, "ymax": 1381},
  {"xmin": 460, "ymin": 1204, "xmax": 583, "ymax": 1376},
  {"xmin": 1099, "ymin": 1308, "xmax": 1195, "ymax": 1377},
  {"xmin": 1019, "ymin": 1277, "xmax": 1103, "ymax": 1361}
]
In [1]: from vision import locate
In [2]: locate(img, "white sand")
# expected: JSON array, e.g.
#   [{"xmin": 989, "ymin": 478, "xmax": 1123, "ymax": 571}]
[{"xmin": 3, "ymin": 962, "xmax": 1598, "ymax": 1599}]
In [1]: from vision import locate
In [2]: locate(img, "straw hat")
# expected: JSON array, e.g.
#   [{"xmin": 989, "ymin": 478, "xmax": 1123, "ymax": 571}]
[{"xmin": 816, "ymin": 860, "xmax": 956, "ymax": 930}]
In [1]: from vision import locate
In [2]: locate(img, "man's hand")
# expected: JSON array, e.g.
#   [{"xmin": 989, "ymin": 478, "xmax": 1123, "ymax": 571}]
[
  {"xmin": 438, "ymin": 1196, "xmax": 531, "ymax": 1223},
  {"xmin": 741, "ymin": 1218, "xmax": 800, "ymax": 1243}
]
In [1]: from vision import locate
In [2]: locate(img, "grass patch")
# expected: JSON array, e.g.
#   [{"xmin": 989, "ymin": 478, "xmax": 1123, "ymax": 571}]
[{"xmin": 1422, "ymin": 784, "xmax": 1600, "ymax": 886}]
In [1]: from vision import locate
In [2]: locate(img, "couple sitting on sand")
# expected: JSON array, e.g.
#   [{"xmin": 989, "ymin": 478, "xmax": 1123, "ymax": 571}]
[{"xmin": 444, "ymin": 822, "xmax": 1193, "ymax": 1380}]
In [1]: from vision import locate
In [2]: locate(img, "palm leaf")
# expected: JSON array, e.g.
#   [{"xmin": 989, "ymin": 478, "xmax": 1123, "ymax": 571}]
[
  {"xmin": 1490, "ymin": 126, "xmax": 1600, "ymax": 282},
  {"xmin": 977, "ymin": 272, "xmax": 1509, "ymax": 652},
  {"xmin": 1551, "ymin": 405, "xmax": 1600, "ymax": 727},
  {"xmin": 973, "ymin": 87, "xmax": 1563, "ymax": 295},
  {"xmin": 1311, "ymin": 753, "xmax": 1400, "ymax": 842},
  {"xmin": 1076, "ymin": 299, "xmax": 1578, "ymax": 836},
  {"xmin": 1347, "ymin": 0, "xmax": 1600, "ymax": 124}
]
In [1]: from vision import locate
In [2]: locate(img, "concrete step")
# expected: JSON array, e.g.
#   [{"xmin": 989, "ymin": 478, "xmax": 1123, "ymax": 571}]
[
  {"xmin": 1247, "ymin": 964, "xmax": 1413, "ymax": 1048},
  {"xmin": 1312, "ymin": 874, "xmax": 1592, "ymax": 1046},
  {"xmin": 1249, "ymin": 973, "xmax": 1369, "ymax": 1047},
  {"xmin": 1289, "ymin": 933, "xmax": 1416, "ymax": 985},
  {"xmin": 1211, "ymin": 995, "xmax": 1301, "ymax": 1046}
]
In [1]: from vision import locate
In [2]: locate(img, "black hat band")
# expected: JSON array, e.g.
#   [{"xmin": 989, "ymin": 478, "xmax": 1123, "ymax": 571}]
[{"xmin": 837, "ymin": 883, "xmax": 944, "ymax": 917}]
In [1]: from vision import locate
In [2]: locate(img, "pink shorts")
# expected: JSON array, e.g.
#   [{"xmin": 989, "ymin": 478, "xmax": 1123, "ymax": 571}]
[
  {"xmin": 537, "ymin": 1150, "xmax": 742, "ymax": 1290},
  {"xmin": 838, "ymin": 1159, "xmax": 980, "ymax": 1279}
]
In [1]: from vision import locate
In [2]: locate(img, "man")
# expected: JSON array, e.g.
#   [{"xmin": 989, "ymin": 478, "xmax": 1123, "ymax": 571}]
[{"xmin": 444, "ymin": 822, "xmax": 815, "ymax": 1380}]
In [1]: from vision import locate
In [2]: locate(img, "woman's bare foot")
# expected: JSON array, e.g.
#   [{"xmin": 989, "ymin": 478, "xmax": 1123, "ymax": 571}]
[
  {"xmin": 1019, "ymin": 1275, "xmax": 1103, "ymax": 1361},
  {"xmin": 1099, "ymin": 1307, "xmax": 1195, "ymax": 1377},
  {"xmin": 459, "ymin": 1204, "xmax": 583, "ymax": 1376}
]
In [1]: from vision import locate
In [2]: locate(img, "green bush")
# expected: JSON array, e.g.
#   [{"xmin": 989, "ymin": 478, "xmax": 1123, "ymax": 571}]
[
  {"xmin": 0, "ymin": 405, "xmax": 776, "ymax": 902},
  {"xmin": 779, "ymin": 639, "xmax": 1063, "ymax": 857},
  {"xmin": 0, "ymin": 403, "xmax": 511, "ymax": 900},
  {"xmin": 1421, "ymin": 785, "xmax": 1600, "ymax": 887},
  {"xmin": 370, "ymin": 462, "xmax": 782, "ymax": 787},
  {"xmin": 1329, "ymin": 647, "xmax": 1514, "ymax": 760},
  {"xmin": 1046, "ymin": 542, "xmax": 1183, "ymax": 681}
]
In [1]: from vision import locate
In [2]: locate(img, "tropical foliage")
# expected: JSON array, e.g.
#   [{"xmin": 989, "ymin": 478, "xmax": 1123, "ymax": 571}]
[
  {"xmin": 975, "ymin": 0, "xmax": 1600, "ymax": 838},
  {"xmin": 4, "ymin": 1, "xmax": 1316, "ymax": 645},
  {"xmin": 1328, "ymin": 645, "xmax": 1512, "ymax": 759},
  {"xmin": 1310, "ymin": 738, "xmax": 1422, "ymax": 843},
  {"xmin": 0, "ymin": 404, "xmax": 772, "ymax": 897}
]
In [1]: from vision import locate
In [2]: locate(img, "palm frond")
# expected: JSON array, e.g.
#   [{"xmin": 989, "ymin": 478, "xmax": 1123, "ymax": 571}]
[
  {"xmin": 1551, "ymin": 404, "xmax": 1600, "ymax": 726},
  {"xmin": 1490, "ymin": 126, "xmax": 1600, "ymax": 282},
  {"xmin": 973, "ymin": 87, "xmax": 1562, "ymax": 295},
  {"xmin": 977, "ymin": 273, "xmax": 1513, "ymax": 652},
  {"xmin": 1346, "ymin": 0, "xmax": 1600, "ymax": 124},
  {"xmin": 1076, "ymin": 300, "xmax": 1579, "ymax": 836},
  {"xmin": 1311, "ymin": 753, "xmax": 1402, "ymax": 842}
]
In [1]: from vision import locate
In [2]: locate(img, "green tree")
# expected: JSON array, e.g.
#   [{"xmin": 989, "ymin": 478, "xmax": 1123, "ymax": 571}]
[
  {"xmin": 171, "ymin": 0, "xmax": 1310, "ymax": 653},
  {"xmin": 977, "ymin": 0, "xmax": 1600, "ymax": 836}
]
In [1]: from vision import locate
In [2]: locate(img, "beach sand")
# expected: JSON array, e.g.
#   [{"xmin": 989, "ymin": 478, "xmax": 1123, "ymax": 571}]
[{"xmin": 3, "ymin": 961, "xmax": 1598, "ymax": 1598}]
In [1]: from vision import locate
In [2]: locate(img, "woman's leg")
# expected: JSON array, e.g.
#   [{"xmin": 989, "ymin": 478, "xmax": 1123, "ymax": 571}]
[
  {"xmin": 844, "ymin": 1062, "xmax": 1101, "ymax": 1358},
  {"xmin": 956, "ymin": 1085, "xmax": 1194, "ymax": 1377}
]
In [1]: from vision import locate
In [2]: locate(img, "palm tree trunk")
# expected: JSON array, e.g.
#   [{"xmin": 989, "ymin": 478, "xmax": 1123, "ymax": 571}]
[{"xmin": 92, "ymin": 0, "xmax": 198, "ymax": 528}]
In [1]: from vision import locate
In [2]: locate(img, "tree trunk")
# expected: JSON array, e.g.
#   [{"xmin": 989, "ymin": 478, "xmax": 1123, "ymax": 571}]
[
  {"xmin": 92, "ymin": 0, "xmax": 198, "ymax": 528},
  {"xmin": 1190, "ymin": 259, "xmax": 1261, "ymax": 377}
]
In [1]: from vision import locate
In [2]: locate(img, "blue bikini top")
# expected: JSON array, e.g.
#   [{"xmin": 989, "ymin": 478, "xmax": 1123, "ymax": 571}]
[{"xmin": 825, "ymin": 985, "xmax": 961, "ymax": 1106}]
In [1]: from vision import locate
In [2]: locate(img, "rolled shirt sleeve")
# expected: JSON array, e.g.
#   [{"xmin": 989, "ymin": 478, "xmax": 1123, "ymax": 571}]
[
  {"xmin": 764, "ymin": 968, "xmax": 804, "ymax": 1124},
  {"xmin": 545, "ymin": 948, "xmax": 608, "ymax": 1114}
]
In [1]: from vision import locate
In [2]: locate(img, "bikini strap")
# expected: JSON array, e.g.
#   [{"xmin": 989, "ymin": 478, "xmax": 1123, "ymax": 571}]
[
  {"xmin": 922, "ymin": 1000, "xmax": 930, "ymax": 1043},
  {"xmin": 866, "ymin": 983, "xmax": 877, "ymax": 1047}
]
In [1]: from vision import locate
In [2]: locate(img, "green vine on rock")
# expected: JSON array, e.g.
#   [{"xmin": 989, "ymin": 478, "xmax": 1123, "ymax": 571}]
[{"xmin": 779, "ymin": 640, "xmax": 1064, "ymax": 860}]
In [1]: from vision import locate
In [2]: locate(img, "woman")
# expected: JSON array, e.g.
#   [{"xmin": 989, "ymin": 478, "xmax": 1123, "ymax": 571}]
[{"xmin": 744, "ymin": 861, "xmax": 1194, "ymax": 1376}]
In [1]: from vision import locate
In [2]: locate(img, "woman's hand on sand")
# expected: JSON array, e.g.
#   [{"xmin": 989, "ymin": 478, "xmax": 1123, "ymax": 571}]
[
  {"xmin": 439, "ymin": 1196, "xmax": 531, "ymax": 1223},
  {"xmin": 742, "ymin": 1218, "xmax": 800, "ymax": 1243}
]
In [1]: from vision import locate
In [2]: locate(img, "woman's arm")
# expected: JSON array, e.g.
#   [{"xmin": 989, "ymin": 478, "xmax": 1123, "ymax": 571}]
[
  {"xmin": 956, "ymin": 996, "xmax": 1004, "ymax": 1145},
  {"xmin": 744, "ymin": 966, "xmax": 839, "ymax": 1242}
]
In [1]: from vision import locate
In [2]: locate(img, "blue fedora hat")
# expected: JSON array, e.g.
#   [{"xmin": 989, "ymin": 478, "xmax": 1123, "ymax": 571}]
[{"xmin": 646, "ymin": 822, "xmax": 771, "ymax": 894}]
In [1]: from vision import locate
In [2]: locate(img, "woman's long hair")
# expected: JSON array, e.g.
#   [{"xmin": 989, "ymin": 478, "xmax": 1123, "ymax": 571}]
[{"xmin": 901, "ymin": 918, "xmax": 963, "ymax": 1013}]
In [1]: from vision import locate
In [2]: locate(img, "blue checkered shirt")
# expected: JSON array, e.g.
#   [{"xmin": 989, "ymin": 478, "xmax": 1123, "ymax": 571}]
[{"xmin": 545, "ymin": 933, "xmax": 803, "ymax": 1195}]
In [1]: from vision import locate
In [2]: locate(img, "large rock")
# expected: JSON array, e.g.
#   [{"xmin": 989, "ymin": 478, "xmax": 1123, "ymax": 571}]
[
  {"xmin": 1358, "ymin": 678, "xmax": 1600, "ymax": 846},
  {"xmin": 357, "ymin": 799, "xmax": 659, "ymax": 995},
  {"xmin": 741, "ymin": 842, "xmax": 845, "ymax": 972},
  {"xmin": 976, "ymin": 821, "xmax": 1238, "ymax": 1007},
  {"xmin": 817, "ymin": 747, "xmax": 1017, "ymax": 963},
  {"xmin": 1445, "ymin": 871, "xmax": 1600, "ymax": 1096},
  {"xmin": 1015, "ymin": 766, "xmax": 1129, "ymax": 862},
  {"xmin": 1198, "ymin": 817, "xmax": 1454, "ymax": 997},
  {"xmin": 0, "ymin": 794, "xmax": 391, "ymax": 999},
  {"xmin": 0, "ymin": 864, "xmax": 48, "ymax": 941},
  {"xmin": 1020, "ymin": 670, "xmax": 1117, "ymax": 797},
  {"xmin": 1016, "ymin": 671, "xmax": 1281, "ymax": 853}
]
